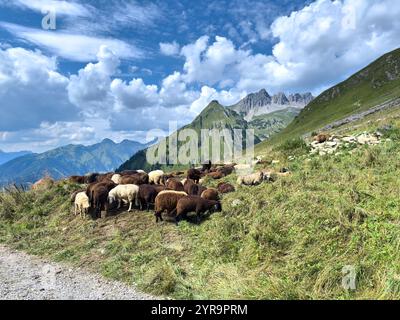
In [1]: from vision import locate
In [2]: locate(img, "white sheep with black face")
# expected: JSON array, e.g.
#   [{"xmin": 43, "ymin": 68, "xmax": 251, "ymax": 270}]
[
  {"xmin": 74, "ymin": 192, "xmax": 90, "ymax": 218},
  {"xmin": 108, "ymin": 184, "xmax": 139, "ymax": 212}
]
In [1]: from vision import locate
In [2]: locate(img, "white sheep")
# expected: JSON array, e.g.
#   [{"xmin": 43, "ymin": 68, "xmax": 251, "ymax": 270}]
[
  {"xmin": 149, "ymin": 170, "xmax": 165, "ymax": 185},
  {"xmin": 237, "ymin": 172, "xmax": 264, "ymax": 186},
  {"xmin": 74, "ymin": 192, "xmax": 90, "ymax": 218},
  {"xmin": 108, "ymin": 184, "xmax": 139, "ymax": 212},
  {"xmin": 136, "ymin": 170, "xmax": 146, "ymax": 174},
  {"xmin": 111, "ymin": 174, "xmax": 122, "ymax": 185}
]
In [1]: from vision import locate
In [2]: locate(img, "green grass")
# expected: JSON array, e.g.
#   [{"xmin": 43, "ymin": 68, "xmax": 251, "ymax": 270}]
[{"xmin": 1, "ymin": 110, "xmax": 400, "ymax": 300}]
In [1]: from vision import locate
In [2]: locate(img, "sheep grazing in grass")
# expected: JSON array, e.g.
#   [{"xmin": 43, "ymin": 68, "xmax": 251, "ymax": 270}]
[
  {"xmin": 166, "ymin": 178, "xmax": 185, "ymax": 192},
  {"xmin": 313, "ymin": 133, "xmax": 331, "ymax": 144},
  {"xmin": 183, "ymin": 179, "xmax": 198, "ymax": 195},
  {"xmin": 175, "ymin": 196, "xmax": 222, "ymax": 223},
  {"xmin": 154, "ymin": 191, "xmax": 188, "ymax": 223},
  {"xmin": 74, "ymin": 192, "xmax": 90, "ymax": 218},
  {"xmin": 187, "ymin": 168, "xmax": 202, "ymax": 184},
  {"xmin": 201, "ymin": 188, "xmax": 220, "ymax": 201},
  {"xmin": 108, "ymin": 184, "xmax": 140, "ymax": 212},
  {"xmin": 70, "ymin": 189, "xmax": 86, "ymax": 204},
  {"xmin": 217, "ymin": 182, "xmax": 235, "ymax": 194},
  {"xmin": 86, "ymin": 180, "xmax": 117, "ymax": 207},
  {"xmin": 120, "ymin": 173, "xmax": 149, "ymax": 185},
  {"xmin": 138, "ymin": 184, "xmax": 158, "ymax": 211},
  {"xmin": 69, "ymin": 176, "xmax": 85, "ymax": 184},
  {"xmin": 92, "ymin": 186, "xmax": 109, "ymax": 219},
  {"xmin": 111, "ymin": 174, "xmax": 122, "ymax": 185},
  {"xmin": 237, "ymin": 172, "xmax": 264, "ymax": 186},
  {"xmin": 149, "ymin": 170, "xmax": 166, "ymax": 185},
  {"xmin": 216, "ymin": 165, "xmax": 235, "ymax": 176},
  {"xmin": 207, "ymin": 171, "xmax": 224, "ymax": 180}
]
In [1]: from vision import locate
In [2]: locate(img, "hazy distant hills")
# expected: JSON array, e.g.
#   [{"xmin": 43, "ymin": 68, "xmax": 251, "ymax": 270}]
[
  {"xmin": 0, "ymin": 139, "xmax": 153, "ymax": 186},
  {"xmin": 0, "ymin": 150, "xmax": 32, "ymax": 166}
]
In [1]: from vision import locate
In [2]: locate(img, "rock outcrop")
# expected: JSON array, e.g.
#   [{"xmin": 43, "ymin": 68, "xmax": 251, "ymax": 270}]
[{"xmin": 230, "ymin": 89, "xmax": 313, "ymax": 121}]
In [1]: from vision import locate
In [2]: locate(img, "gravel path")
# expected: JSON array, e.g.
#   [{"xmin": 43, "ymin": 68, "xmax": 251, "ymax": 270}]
[{"xmin": 0, "ymin": 246, "xmax": 156, "ymax": 300}]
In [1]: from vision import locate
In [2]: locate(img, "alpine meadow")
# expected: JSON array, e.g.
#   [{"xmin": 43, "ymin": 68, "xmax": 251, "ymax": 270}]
[{"xmin": 0, "ymin": 0, "xmax": 399, "ymax": 303}]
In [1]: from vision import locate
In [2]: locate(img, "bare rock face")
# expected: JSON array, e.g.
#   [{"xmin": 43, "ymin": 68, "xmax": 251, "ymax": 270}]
[
  {"xmin": 229, "ymin": 89, "xmax": 314, "ymax": 121},
  {"xmin": 272, "ymin": 92, "xmax": 290, "ymax": 105}
]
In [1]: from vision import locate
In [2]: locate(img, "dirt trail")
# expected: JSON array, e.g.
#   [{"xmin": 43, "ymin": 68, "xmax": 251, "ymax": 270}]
[{"xmin": 0, "ymin": 246, "xmax": 156, "ymax": 300}]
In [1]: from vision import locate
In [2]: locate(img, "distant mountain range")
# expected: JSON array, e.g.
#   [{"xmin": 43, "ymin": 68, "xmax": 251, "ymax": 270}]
[
  {"xmin": 0, "ymin": 139, "xmax": 153, "ymax": 186},
  {"xmin": 0, "ymin": 150, "xmax": 32, "ymax": 166},
  {"xmin": 229, "ymin": 89, "xmax": 313, "ymax": 121},
  {"xmin": 118, "ymin": 90, "xmax": 312, "ymax": 171}
]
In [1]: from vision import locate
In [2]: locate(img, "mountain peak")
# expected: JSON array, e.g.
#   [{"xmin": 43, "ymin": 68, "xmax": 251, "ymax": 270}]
[
  {"xmin": 272, "ymin": 92, "xmax": 289, "ymax": 105},
  {"xmin": 230, "ymin": 89, "xmax": 313, "ymax": 121},
  {"xmin": 101, "ymin": 138, "xmax": 115, "ymax": 145}
]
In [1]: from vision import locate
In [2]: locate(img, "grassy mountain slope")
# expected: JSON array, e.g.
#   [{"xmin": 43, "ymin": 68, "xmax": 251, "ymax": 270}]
[
  {"xmin": 1, "ymin": 105, "xmax": 400, "ymax": 299},
  {"xmin": 261, "ymin": 47, "xmax": 400, "ymax": 149},
  {"xmin": 248, "ymin": 107, "xmax": 301, "ymax": 140},
  {"xmin": 119, "ymin": 101, "xmax": 302, "ymax": 171},
  {"xmin": 0, "ymin": 139, "xmax": 150, "ymax": 185},
  {"xmin": 119, "ymin": 101, "xmax": 261, "ymax": 171}
]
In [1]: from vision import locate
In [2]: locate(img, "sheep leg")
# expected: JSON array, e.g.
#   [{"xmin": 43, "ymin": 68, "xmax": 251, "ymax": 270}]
[
  {"xmin": 74, "ymin": 204, "xmax": 77, "ymax": 216},
  {"xmin": 128, "ymin": 201, "xmax": 132, "ymax": 212}
]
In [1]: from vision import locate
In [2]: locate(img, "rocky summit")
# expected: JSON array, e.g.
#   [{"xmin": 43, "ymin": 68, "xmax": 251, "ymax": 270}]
[{"xmin": 229, "ymin": 89, "xmax": 314, "ymax": 121}]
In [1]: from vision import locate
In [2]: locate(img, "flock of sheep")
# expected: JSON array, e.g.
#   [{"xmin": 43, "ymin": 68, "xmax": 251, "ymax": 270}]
[{"xmin": 68, "ymin": 160, "xmax": 288, "ymax": 225}]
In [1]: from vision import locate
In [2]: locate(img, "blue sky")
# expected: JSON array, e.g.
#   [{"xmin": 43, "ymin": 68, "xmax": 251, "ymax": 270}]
[{"xmin": 0, "ymin": 0, "xmax": 399, "ymax": 152}]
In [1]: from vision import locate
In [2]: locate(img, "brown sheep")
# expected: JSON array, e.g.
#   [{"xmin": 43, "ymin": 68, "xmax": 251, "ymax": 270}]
[
  {"xmin": 119, "ymin": 170, "xmax": 138, "ymax": 176},
  {"xmin": 69, "ymin": 176, "xmax": 85, "ymax": 184},
  {"xmin": 84, "ymin": 173, "xmax": 99, "ymax": 184},
  {"xmin": 154, "ymin": 191, "xmax": 187, "ymax": 223},
  {"xmin": 92, "ymin": 185, "xmax": 109, "ymax": 218},
  {"xmin": 166, "ymin": 178, "xmax": 185, "ymax": 192},
  {"xmin": 119, "ymin": 173, "xmax": 149, "ymax": 185},
  {"xmin": 217, "ymin": 182, "xmax": 235, "ymax": 194},
  {"xmin": 187, "ymin": 168, "xmax": 202, "ymax": 184},
  {"xmin": 86, "ymin": 180, "xmax": 116, "ymax": 207},
  {"xmin": 201, "ymin": 188, "xmax": 220, "ymax": 201},
  {"xmin": 313, "ymin": 133, "xmax": 331, "ymax": 144},
  {"xmin": 217, "ymin": 165, "xmax": 235, "ymax": 176},
  {"xmin": 96, "ymin": 173, "xmax": 114, "ymax": 182},
  {"xmin": 207, "ymin": 171, "xmax": 224, "ymax": 180},
  {"xmin": 176, "ymin": 196, "xmax": 222, "ymax": 223},
  {"xmin": 183, "ymin": 179, "xmax": 196, "ymax": 195},
  {"xmin": 138, "ymin": 185, "xmax": 158, "ymax": 211},
  {"xmin": 153, "ymin": 185, "xmax": 169, "ymax": 193},
  {"xmin": 196, "ymin": 185, "xmax": 207, "ymax": 196}
]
